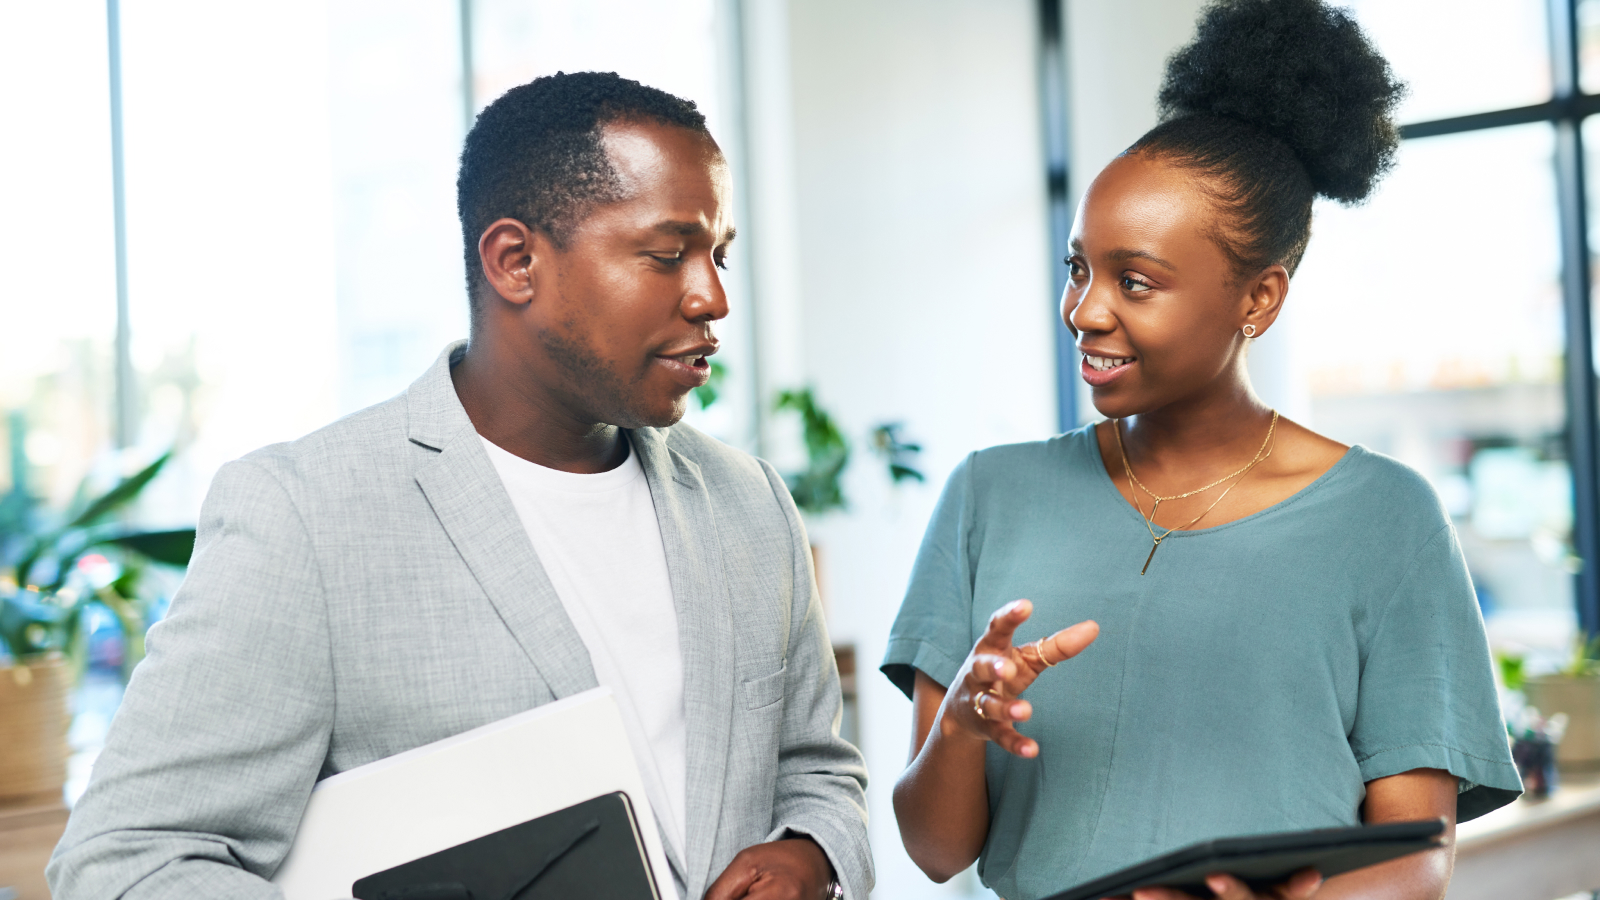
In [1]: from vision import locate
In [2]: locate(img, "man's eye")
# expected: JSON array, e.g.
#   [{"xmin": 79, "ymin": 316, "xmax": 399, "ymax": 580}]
[
  {"xmin": 651, "ymin": 253, "xmax": 684, "ymax": 266},
  {"xmin": 714, "ymin": 256, "xmax": 729, "ymax": 271}
]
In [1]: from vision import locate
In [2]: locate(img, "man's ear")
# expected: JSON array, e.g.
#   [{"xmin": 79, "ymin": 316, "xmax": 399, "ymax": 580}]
[
  {"xmin": 1240, "ymin": 264, "xmax": 1289, "ymax": 338},
  {"xmin": 477, "ymin": 218, "xmax": 542, "ymax": 306}
]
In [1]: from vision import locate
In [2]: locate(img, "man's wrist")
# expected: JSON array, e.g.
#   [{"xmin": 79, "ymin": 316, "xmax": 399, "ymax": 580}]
[{"xmin": 781, "ymin": 831, "xmax": 840, "ymax": 898}]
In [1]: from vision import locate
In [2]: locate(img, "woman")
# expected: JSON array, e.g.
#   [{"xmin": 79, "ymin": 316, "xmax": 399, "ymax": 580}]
[{"xmin": 881, "ymin": 2, "xmax": 1522, "ymax": 899}]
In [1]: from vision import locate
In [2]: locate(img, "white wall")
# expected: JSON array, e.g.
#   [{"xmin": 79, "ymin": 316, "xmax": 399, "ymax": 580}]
[
  {"xmin": 1061, "ymin": 0, "xmax": 1307, "ymax": 422},
  {"xmin": 745, "ymin": 1, "xmax": 1058, "ymax": 896},
  {"xmin": 1062, "ymin": 0, "xmax": 1204, "ymax": 214}
]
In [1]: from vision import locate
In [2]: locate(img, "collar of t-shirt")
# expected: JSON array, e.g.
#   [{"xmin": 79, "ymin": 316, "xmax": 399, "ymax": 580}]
[{"xmin": 478, "ymin": 434, "xmax": 689, "ymax": 860}]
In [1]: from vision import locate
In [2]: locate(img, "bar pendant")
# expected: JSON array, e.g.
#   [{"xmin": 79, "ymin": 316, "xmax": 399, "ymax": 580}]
[{"xmin": 1140, "ymin": 537, "xmax": 1162, "ymax": 576}]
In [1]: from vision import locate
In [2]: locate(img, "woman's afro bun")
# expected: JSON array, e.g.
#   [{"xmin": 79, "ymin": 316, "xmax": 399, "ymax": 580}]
[{"xmin": 1156, "ymin": 0, "xmax": 1405, "ymax": 204}]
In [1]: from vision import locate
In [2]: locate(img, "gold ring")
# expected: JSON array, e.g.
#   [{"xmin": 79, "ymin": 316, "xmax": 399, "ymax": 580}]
[
  {"xmin": 1034, "ymin": 638, "xmax": 1060, "ymax": 667},
  {"xmin": 973, "ymin": 689, "xmax": 994, "ymax": 720}
]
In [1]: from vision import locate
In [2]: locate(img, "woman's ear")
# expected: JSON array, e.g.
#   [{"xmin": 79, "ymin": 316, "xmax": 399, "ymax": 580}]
[
  {"xmin": 1241, "ymin": 264, "xmax": 1290, "ymax": 338},
  {"xmin": 477, "ymin": 218, "xmax": 540, "ymax": 306}
]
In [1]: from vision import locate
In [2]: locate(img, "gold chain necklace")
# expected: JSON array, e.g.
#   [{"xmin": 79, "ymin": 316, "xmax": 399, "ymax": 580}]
[{"xmin": 1114, "ymin": 410, "xmax": 1279, "ymax": 575}]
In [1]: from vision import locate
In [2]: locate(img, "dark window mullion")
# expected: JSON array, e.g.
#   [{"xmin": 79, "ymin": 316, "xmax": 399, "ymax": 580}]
[
  {"xmin": 1548, "ymin": 0, "xmax": 1600, "ymax": 634},
  {"xmin": 1400, "ymin": 101, "xmax": 1562, "ymax": 140},
  {"xmin": 1554, "ymin": 117, "xmax": 1600, "ymax": 636},
  {"xmin": 1038, "ymin": 0, "xmax": 1076, "ymax": 432}
]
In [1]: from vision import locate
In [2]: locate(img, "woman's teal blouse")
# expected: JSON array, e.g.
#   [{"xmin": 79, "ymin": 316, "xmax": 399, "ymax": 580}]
[{"xmin": 881, "ymin": 427, "xmax": 1521, "ymax": 900}]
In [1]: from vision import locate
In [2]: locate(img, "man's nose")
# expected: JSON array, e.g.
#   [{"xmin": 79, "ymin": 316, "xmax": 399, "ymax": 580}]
[{"xmin": 682, "ymin": 256, "xmax": 730, "ymax": 322}]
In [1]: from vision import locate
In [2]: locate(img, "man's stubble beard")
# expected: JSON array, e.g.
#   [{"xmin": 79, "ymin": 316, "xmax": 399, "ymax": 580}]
[{"xmin": 536, "ymin": 324, "xmax": 686, "ymax": 429}]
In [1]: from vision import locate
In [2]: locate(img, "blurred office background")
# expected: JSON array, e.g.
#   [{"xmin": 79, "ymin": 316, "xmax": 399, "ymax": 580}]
[{"xmin": 3, "ymin": 0, "xmax": 1599, "ymax": 897}]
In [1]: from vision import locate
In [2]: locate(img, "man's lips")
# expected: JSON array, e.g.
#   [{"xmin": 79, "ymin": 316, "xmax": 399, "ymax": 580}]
[
  {"xmin": 654, "ymin": 347, "xmax": 716, "ymax": 388},
  {"xmin": 1079, "ymin": 351, "xmax": 1135, "ymax": 387}
]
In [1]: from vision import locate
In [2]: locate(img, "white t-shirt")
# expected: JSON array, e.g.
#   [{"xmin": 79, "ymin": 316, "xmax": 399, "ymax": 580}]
[{"xmin": 480, "ymin": 435, "xmax": 688, "ymax": 858}]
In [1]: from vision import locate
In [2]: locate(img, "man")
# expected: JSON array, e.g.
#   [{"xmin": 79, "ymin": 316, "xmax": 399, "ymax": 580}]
[{"xmin": 49, "ymin": 72, "xmax": 871, "ymax": 900}]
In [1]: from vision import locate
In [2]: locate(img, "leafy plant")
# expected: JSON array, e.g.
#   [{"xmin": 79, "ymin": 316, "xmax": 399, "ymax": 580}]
[
  {"xmin": 776, "ymin": 388, "xmax": 851, "ymax": 515},
  {"xmin": 774, "ymin": 388, "xmax": 925, "ymax": 515},
  {"xmin": 1, "ymin": 449, "xmax": 194, "ymax": 676},
  {"xmin": 870, "ymin": 423, "xmax": 926, "ymax": 484},
  {"xmin": 1560, "ymin": 631, "xmax": 1600, "ymax": 679},
  {"xmin": 693, "ymin": 360, "xmax": 728, "ymax": 411},
  {"xmin": 1496, "ymin": 650, "xmax": 1526, "ymax": 692},
  {"xmin": 695, "ymin": 371, "xmax": 926, "ymax": 515}
]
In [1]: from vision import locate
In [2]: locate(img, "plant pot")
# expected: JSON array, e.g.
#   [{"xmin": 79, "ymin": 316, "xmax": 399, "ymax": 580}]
[
  {"xmin": 0, "ymin": 656, "xmax": 71, "ymax": 804},
  {"xmin": 1524, "ymin": 674, "xmax": 1600, "ymax": 772}
]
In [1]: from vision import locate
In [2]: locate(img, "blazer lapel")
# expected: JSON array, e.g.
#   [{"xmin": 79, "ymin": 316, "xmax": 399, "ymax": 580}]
[
  {"xmin": 406, "ymin": 343, "xmax": 599, "ymax": 701},
  {"xmin": 631, "ymin": 427, "xmax": 736, "ymax": 900}
]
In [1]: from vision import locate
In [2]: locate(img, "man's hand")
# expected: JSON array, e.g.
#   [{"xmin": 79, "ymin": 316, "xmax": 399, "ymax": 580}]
[{"xmin": 703, "ymin": 837, "xmax": 834, "ymax": 900}]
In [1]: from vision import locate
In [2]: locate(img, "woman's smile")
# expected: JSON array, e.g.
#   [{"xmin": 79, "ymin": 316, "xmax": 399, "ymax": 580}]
[{"xmin": 1079, "ymin": 352, "xmax": 1137, "ymax": 386}]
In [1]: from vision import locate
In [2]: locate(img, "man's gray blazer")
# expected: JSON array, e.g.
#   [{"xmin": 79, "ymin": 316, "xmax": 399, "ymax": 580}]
[{"xmin": 48, "ymin": 343, "xmax": 872, "ymax": 900}]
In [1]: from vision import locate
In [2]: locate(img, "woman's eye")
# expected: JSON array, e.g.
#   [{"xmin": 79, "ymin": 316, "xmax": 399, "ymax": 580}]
[
  {"xmin": 1064, "ymin": 258, "xmax": 1084, "ymax": 279},
  {"xmin": 1121, "ymin": 274, "xmax": 1152, "ymax": 293}
]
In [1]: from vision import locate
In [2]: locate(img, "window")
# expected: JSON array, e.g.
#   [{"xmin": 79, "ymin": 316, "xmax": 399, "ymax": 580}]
[
  {"xmin": 1291, "ymin": 124, "xmax": 1576, "ymax": 655},
  {"xmin": 1273, "ymin": 0, "xmax": 1599, "ymax": 664},
  {"xmin": 0, "ymin": 1, "xmax": 117, "ymax": 514},
  {"xmin": 0, "ymin": 0, "xmax": 749, "ymax": 535},
  {"xmin": 1037, "ymin": 0, "xmax": 1600, "ymax": 664},
  {"xmin": 0, "ymin": 0, "xmax": 745, "ymax": 803}
]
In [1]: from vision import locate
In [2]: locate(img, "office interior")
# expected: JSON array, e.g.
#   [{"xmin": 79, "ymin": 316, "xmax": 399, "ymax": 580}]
[{"xmin": 1, "ymin": 0, "xmax": 1598, "ymax": 898}]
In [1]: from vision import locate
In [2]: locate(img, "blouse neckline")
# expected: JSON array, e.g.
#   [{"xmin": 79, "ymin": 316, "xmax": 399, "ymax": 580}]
[{"xmin": 1079, "ymin": 424, "xmax": 1364, "ymax": 541}]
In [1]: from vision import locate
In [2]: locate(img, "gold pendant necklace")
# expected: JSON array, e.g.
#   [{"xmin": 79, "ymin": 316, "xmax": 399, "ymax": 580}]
[{"xmin": 1115, "ymin": 411, "xmax": 1278, "ymax": 575}]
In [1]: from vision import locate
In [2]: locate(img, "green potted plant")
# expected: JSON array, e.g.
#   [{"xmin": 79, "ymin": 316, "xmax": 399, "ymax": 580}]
[
  {"xmin": 1523, "ymin": 633, "xmax": 1600, "ymax": 772},
  {"xmin": 0, "ymin": 450, "xmax": 194, "ymax": 804},
  {"xmin": 773, "ymin": 387, "xmax": 924, "ymax": 516},
  {"xmin": 769, "ymin": 388, "xmax": 922, "ymax": 755}
]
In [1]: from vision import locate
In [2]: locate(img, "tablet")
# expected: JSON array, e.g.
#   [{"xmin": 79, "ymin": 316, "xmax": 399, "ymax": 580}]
[
  {"xmin": 351, "ymin": 792, "xmax": 659, "ymax": 900},
  {"xmin": 1043, "ymin": 818, "xmax": 1449, "ymax": 900}
]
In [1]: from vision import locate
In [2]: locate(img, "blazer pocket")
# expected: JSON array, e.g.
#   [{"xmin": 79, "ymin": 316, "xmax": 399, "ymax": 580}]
[{"xmin": 741, "ymin": 663, "xmax": 788, "ymax": 710}]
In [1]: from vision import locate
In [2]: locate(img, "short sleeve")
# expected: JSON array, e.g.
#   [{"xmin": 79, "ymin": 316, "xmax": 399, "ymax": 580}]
[
  {"xmin": 1349, "ymin": 524, "xmax": 1522, "ymax": 821},
  {"xmin": 881, "ymin": 454, "xmax": 980, "ymax": 698}
]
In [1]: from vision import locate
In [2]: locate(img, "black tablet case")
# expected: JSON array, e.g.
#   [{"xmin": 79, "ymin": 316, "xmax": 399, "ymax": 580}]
[
  {"xmin": 351, "ymin": 791, "xmax": 660, "ymax": 900},
  {"xmin": 1044, "ymin": 818, "xmax": 1448, "ymax": 900}
]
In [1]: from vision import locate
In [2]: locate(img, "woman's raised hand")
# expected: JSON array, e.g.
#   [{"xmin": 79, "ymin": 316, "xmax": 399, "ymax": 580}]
[{"xmin": 942, "ymin": 599, "xmax": 1099, "ymax": 758}]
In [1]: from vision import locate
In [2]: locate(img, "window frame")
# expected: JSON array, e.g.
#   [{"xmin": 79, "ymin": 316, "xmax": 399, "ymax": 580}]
[{"xmin": 1037, "ymin": 0, "xmax": 1600, "ymax": 633}]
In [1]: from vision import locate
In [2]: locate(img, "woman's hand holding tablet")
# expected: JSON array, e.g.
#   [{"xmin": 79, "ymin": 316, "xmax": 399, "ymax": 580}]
[{"xmin": 1110, "ymin": 868, "xmax": 1323, "ymax": 900}]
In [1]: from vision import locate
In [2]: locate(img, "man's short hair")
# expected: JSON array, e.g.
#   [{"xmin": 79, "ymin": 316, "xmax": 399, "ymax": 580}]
[{"xmin": 456, "ymin": 71, "xmax": 712, "ymax": 307}]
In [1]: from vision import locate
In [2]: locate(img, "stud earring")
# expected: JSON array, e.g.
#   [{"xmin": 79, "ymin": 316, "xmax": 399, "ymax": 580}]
[{"xmin": 1242, "ymin": 324, "xmax": 1257, "ymax": 338}]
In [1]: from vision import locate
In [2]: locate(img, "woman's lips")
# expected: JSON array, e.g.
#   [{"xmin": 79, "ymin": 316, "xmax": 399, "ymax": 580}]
[{"xmin": 1080, "ymin": 355, "xmax": 1135, "ymax": 386}]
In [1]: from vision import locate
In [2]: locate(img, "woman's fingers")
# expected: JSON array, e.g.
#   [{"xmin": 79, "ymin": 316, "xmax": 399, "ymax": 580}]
[
  {"xmin": 955, "ymin": 599, "xmax": 1088, "ymax": 760},
  {"xmin": 1040, "ymin": 620, "xmax": 1100, "ymax": 665},
  {"xmin": 1202, "ymin": 875, "xmax": 1256, "ymax": 900},
  {"xmin": 1275, "ymin": 868, "xmax": 1323, "ymax": 899},
  {"xmin": 1130, "ymin": 869, "xmax": 1322, "ymax": 900},
  {"xmin": 1200, "ymin": 869, "xmax": 1321, "ymax": 900},
  {"xmin": 980, "ymin": 716, "xmax": 1038, "ymax": 758},
  {"xmin": 979, "ymin": 599, "xmax": 1033, "ymax": 651},
  {"xmin": 969, "ymin": 653, "xmax": 1015, "ymax": 686},
  {"xmin": 1129, "ymin": 888, "xmax": 1190, "ymax": 900},
  {"xmin": 961, "ymin": 682, "xmax": 1036, "ymax": 756},
  {"xmin": 996, "ymin": 725, "xmax": 1038, "ymax": 758},
  {"xmin": 973, "ymin": 689, "xmax": 1032, "ymax": 725}
]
